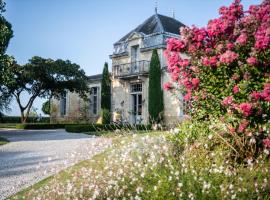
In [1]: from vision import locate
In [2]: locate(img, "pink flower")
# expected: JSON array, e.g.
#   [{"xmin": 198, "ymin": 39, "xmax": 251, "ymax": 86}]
[
  {"xmin": 219, "ymin": 50, "xmax": 239, "ymax": 64},
  {"xmin": 226, "ymin": 43, "xmax": 234, "ymax": 50},
  {"xmin": 247, "ymin": 57, "xmax": 258, "ymax": 65},
  {"xmin": 167, "ymin": 52, "xmax": 179, "ymax": 70},
  {"xmin": 202, "ymin": 56, "xmax": 217, "ymax": 67},
  {"xmin": 236, "ymin": 33, "xmax": 248, "ymax": 45},
  {"xmin": 238, "ymin": 120, "xmax": 249, "ymax": 133},
  {"xmin": 255, "ymin": 24, "xmax": 270, "ymax": 50},
  {"xmin": 166, "ymin": 38, "xmax": 186, "ymax": 52},
  {"xmin": 184, "ymin": 91, "xmax": 192, "ymax": 101},
  {"xmin": 239, "ymin": 102, "xmax": 253, "ymax": 117},
  {"xmin": 263, "ymin": 138, "xmax": 270, "ymax": 148},
  {"xmin": 233, "ymin": 85, "xmax": 239, "ymax": 94},
  {"xmin": 179, "ymin": 59, "xmax": 190, "ymax": 67},
  {"xmin": 163, "ymin": 82, "xmax": 173, "ymax": 91},
  {"xmin": 191, "ymin": 78, "xmax": 200, "ymax": 89},
  {"xmin": 222, "ymin": 96, "xmax": 233, "ymax": 106},
  {"xmin": 262, "ymin": 83, "xmax": 270, "ymax": 102},
  {"xmin": 182, "ymin": 78, "xmax": 193, "ymax": 90},
  {"xmin": 250, "ymin": 91, "xmax": 262, "ymax": 100}
]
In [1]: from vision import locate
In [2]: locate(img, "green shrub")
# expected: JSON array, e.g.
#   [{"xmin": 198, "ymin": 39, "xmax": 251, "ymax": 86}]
[
  {"xmin": 16, "ymin": 123, "xmax": 69, "ymax": 129},
  {"xmin": 0, "ymin": 116, "xmax": 50, "ymax": 123},
  {"xmin": 65, "ymin": 124, "xmax": 103, "ymax": 133},
  {"xmin": 65, "ymin": 124, "xmax": 152, "ymax": 133}
]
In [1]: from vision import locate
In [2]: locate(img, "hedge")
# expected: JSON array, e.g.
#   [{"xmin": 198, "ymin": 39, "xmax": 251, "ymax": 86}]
[
  {"xmin": 0, "ymin": 116, "xmax": 50, "ymax": 123},
  {"xmin": 16, "ymin": 123, "xmax": 71, "ymax": 129},
  {"xmin": 65, "ymin": 124, "xmax": 152, "ymax": 133}
]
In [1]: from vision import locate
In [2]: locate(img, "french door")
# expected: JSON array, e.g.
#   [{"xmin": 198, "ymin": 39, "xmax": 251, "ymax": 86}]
[{"xmin": 131, "ymin": 93, "xmax": 142, "ymax": 124}]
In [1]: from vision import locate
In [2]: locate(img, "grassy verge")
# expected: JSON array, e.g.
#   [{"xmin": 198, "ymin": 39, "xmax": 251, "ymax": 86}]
[
  {"xmin": 0, "ymin": 123, "xmax": 17, "ymax": 129},
  {"xmin": 10, "ymin": 130, "xmax": 270, "ymax": 199},
  {"xmin": 0, "ymin": 136, "xmax": 9, "ymax": 145}
]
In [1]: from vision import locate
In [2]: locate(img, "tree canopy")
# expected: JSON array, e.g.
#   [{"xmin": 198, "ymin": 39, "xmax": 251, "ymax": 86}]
[
  {"xmin": 0, "ymin": 0, "xmax": 13, "ymax": 114},
  {"xmin": 2, "ymin": 56, "xmax": 90, "ymax": 122}
]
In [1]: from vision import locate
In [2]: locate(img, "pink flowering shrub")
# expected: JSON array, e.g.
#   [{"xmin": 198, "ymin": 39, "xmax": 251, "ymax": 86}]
[{"xmin": 165, "ymin": 0, "xmax": 270, "ymax": 160}]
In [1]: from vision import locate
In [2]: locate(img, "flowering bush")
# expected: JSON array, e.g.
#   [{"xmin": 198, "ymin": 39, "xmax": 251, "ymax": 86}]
[
  {"xmin": 16, "ymin": 132, "xmax": 270, "ymax": 199},
  {"xmin": 164, "ymin": 0, "xmax": 270, "ymax": 161}
]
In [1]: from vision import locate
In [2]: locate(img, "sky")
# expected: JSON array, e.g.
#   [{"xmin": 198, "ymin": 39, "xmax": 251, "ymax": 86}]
[{"xmin": 3, "ymin": 0, "xmax": 261, "ymax": 116}]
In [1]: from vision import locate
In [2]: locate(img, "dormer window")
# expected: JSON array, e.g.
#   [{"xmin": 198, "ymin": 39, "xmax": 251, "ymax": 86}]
[{"xmin": 131, "ymin": 45, "xmax": 139, "ymax": 63}]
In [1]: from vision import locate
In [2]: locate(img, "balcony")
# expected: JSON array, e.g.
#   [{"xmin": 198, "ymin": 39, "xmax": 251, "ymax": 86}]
[{"xmin": 113, "ymin": 60, "xmax": 150, "ymax": 79}]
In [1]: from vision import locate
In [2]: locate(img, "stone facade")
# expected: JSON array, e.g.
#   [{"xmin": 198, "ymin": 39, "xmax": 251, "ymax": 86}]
[
  {"xmin": 50, "ymin": 76, "xmax": 102, "ymax": 123},
  {"xmin": 51, "ymin": 13, "xmax": 185, "ymax": 125}
]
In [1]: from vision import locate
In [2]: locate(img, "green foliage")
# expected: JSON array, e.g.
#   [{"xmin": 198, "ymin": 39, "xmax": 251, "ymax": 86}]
[
  {"xmin": 0, "ymin": 116, "xmax": 50, "ymax": 123},
  {"xmin": 0, "ymin": 136, "xmax": 9, "ymax": 146},
  {"xmin": 16, "ymin": 123, "xmax": 70, "ymax": 130},
  {"xmin": 65, "ymin": 124, "xmax": 152, "ymax": 133},
  {"xmin": 42, "ymin": 100, "xmax": 50, "ymax": 115},
  {"xmin": 148, "ymin": 49, "xmax": 164, "ymax": 123},
  {"xmin": 170, "ymin": 120, "xmax": 213, "ymax": 148},
  {"xmin": 0, "ymin": 0, "xmax": 13, "ymax": 114},
  {"xmin": 1, "ymin": 56, "xmax": 90, "ymax": 123},
  {"xmin": 101, "ymin": 62, "xmax": 111, "ymax": 124},
  {"xmin": 65, "ymin": 124, "xmax": 104, "ymax": 133},
  {"xmin": 101, "ymin": 108, "xmax": 110, "ymax": 125}
]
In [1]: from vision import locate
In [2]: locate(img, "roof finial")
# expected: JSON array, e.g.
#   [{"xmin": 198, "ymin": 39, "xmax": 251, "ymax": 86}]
[
  {"xmin": 172, "ymin": 9, "xmax": 175, "ymax": 18},
  {"xmin": 155, "ymin": 1, "xmax": 158, "ymax": 14}
]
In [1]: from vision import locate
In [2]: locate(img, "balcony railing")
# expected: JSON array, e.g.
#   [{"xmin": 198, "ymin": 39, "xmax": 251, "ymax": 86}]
[{"xmin": 113, "ymin": 60, "xmax": 150, "ymax": 78}]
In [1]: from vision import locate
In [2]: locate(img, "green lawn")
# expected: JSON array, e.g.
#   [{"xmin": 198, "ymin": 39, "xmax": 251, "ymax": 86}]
[
  {"xmin": 0, "ymin": 136, "xmax": 9, "ymax": 145},
  {"xmin": 0, "ymin": 123, "xmax": 17, "ymax": 129},
  {"xmin": 10, "ymin": 131, "xmax": 270, "ymax": 200}
]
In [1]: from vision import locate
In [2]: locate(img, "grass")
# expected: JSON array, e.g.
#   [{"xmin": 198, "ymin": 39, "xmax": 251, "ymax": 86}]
[
  {"xmin": 0, "ymin": 136, "xmax": 9, "ymax": 145},
  {"xmin": 10, "ymin": 130, "xmax": 270, "ymax": 199},
  {"xmin": 0, "ymin": 123, "xmax": 17, "ymax": 129}
]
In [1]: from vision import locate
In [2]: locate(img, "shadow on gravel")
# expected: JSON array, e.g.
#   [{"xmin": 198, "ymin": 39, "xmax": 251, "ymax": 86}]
[
  {"xmin": 0, "ymin": 129, "xmax": 92, "ymax": 142},
  {"xmin": 0, "ymin": 152, "xmax": 60, "ymax": 177}
]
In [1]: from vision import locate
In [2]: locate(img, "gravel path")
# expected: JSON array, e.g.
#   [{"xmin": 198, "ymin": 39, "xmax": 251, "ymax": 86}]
[{"xmin": 0, "ymin": 129, "xmax": 111, "ymax": 200}]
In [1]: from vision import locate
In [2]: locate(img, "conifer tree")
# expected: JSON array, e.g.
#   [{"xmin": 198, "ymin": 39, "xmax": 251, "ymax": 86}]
[
  {"xmin": 101, "ymin": 62, "xmax": 111, "ymax": 124},
  {"xmin": 148, "ymin": 49, "xmax": 164, "ymax": 123}
]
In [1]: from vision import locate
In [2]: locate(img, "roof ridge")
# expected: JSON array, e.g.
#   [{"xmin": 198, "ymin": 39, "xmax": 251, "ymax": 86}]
[{"xmin": 155, "ymin": 13, "xmax": 164, "ymax": 32}]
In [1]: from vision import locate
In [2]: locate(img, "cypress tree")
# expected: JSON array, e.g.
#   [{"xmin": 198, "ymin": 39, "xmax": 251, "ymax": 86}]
[
  {"xmin": 148, "ymin": 49, "xmax": 164, "ymax": 123},
  {"xmin": 101, "ymin": 62, "xmax": 111, "ymax": 124}
]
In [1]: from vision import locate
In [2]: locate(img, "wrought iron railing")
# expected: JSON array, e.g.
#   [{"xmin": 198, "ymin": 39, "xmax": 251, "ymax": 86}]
[{"xmin": 113, "ymin": 60, "xmax": 150, "ymax": 77}]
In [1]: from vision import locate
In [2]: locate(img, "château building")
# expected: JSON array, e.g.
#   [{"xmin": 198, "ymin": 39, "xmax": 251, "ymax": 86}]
[{"xmin": 51, "ymin": 12, "xmax": 185, "ymax": 124}]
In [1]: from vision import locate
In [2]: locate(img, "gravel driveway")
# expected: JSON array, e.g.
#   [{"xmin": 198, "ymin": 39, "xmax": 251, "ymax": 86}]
[{"xmin": 0, "ymin": 129, "xmax": 111, "ymax": 200}]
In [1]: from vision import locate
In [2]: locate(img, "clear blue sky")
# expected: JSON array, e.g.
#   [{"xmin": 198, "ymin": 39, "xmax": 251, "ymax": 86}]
[{"xmin": 4, "ymin": 0, "xmax": 261, "ymax": 116}]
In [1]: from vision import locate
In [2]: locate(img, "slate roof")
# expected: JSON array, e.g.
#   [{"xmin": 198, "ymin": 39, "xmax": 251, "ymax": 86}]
[
  {"xmin": 117, "ymin": 14, "xmax": 185, "ymax": 43},
  {"xmin": 88, "ymin": 74, "xmax": 102, "ymax": 81}
]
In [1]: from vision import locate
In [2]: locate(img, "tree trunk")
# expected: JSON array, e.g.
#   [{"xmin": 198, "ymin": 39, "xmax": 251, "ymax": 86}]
[
  {"xmin": 23, "ymin": 100, "xmax": 34, "ymax": 123},
  {"xmin": 20, "ymin": 109, "xmax": 25, "ymax": 124},
  {"xmin": 14, "ymin": 93, "xmax": 37, "ymax": 124}
]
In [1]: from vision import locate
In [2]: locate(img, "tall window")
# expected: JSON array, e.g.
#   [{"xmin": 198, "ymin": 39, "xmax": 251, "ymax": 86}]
[
  {"xmin": 90, "ymin": 87, "xmax": 99, "ymax": 115},
  {"xmin": 60, "ymin": 91, "xmax": 67, "ymax": 116}
]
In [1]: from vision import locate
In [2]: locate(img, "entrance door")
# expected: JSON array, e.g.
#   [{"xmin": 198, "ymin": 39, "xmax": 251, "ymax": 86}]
[{"xmin": 132, "ymin": 94, "xmax": 142, "ymax": 124}]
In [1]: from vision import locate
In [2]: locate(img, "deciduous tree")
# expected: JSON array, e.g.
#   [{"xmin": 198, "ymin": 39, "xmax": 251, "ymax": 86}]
[
  {"xmin": 0, "ymin": 0, "xmax": 13, "ymax": 114},
  {"xmin": 2, "ymin": 56, "xmax": 89, "ymax": 123}
]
